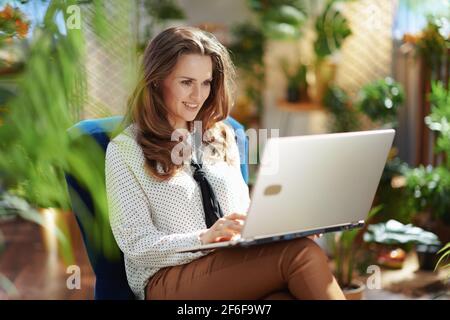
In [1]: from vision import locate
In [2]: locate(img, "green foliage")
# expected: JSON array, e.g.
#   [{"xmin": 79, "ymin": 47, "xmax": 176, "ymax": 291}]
[
  {"xmin": 247, "ymin": 0, "xmax": 306, "ymax": 40},
  {"xmin": 0, "ymin": 0, "xmax": 84, "ymax": 208},
  {"xmin": 143, "ymin": 0, "xmax": 185, "ymax": 22},
  {"xmin": 376, "ymin": 157, "xmax": 416, "ymax": 224},
  {"xmin": 280, "ymin": 58, "xmax": 307, "ymax": 90},
  {"xmin": 436, "ymin": 242, "xmax": 450, "ymax": 270},
  {"xmin": 323, "ymin": 85, "xmax": 359, "ymax": 132},
  {"xmin": 314, "ymin": 0, "xmax": 352, "ymax": 59},
  {"xmin": 404, "ymin": 81, "xmax": 450, "ymax": 225},
  {"xmin": 363, "ymin": 219, "xmax": 441, "ymax": 246},
  {"xmin": 357, "ymin": 77, "xmax": 405, "ymax": 125},
  {"xmin": 405, "ymin": 165, "xmax": 450, "ymax": 224},
  {"xmin": 0, "ymin": 0, "xmax": 120, "ymax": 259},
  {"xmin": 425, "ymin": 81, "xmax": 450, "ymax": 164},
  {"xmin": 229, "ymin": 22, "xmax": 266, "ymax": 117},
  {"xmin": 139, "ymin": 0, "xmax": 185, "ymax": 47},
  {"xmin": 416, "ymin": 19, "xmax": 450, "ymax": 75},
  {"xmin": 333, "ymin": 205, "xmax": 382, "ymax": 287},
  {"xmin": 229, "ymin": 23, "xmax": 266, "ymax": 72}
]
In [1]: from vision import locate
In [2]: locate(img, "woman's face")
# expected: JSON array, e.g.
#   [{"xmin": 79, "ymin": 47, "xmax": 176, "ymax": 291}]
[{"xmin": 162, "ymin": 54, "xmax": 213, "ymax": 130}]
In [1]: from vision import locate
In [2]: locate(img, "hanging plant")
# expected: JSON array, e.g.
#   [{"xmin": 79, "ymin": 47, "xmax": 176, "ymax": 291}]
[
  {"xmin": 248, "ymin": 0, "xmax": 306, "ymax": 40},
  {"xmin": 313, "ymin": 0, "xmax": 351, "ymax": 60},
  {"xmin": 415, "ymin": 19, "xmax": 449, "ymax": 77}
]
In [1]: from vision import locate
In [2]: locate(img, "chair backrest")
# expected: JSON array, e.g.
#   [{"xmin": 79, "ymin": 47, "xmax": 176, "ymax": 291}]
[{"xmin": 65, "ymin": 116, "xmax": 249, "ymax": 299}]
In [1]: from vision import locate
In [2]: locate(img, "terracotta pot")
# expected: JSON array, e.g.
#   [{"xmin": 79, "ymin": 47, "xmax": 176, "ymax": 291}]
[{"xmin": 343, "ymin": 280, "xmax": 365, "ymax": 300}]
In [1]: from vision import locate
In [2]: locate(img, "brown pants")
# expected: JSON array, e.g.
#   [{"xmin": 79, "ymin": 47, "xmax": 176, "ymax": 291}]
[{"xmin": 146, "ymin": 237, "xmax": 345, "ymax": 300}]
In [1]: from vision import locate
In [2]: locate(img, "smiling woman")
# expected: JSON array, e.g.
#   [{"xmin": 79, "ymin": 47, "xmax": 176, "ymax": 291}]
[
  {"xmin": 162, "ymin": 54, "xmax": 213, "ymax": 130},
  {"xmin": 123, "ymin": 26, "xmax": 236, "ymax": 181},
  {"xmin": 105, "ymin": 26, "xmax": 345, "ymax": 300}
]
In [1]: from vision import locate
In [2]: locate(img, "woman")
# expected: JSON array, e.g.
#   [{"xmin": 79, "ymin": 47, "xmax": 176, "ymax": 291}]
[{"xmin": 105, "ymin": 26, "xmax": 345, "ymax": 300}]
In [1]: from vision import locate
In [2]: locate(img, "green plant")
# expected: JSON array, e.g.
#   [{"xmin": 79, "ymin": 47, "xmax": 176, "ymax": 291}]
[
  {"xmin": 280, "ymin": 58, "xmax": 308, "ymax": 102},
  {"xmin": 333, "ymin": 205, "xmax": 382, "ymax": 289},
  {"xmin": 248, "ymin": 0, "xmax": 306, "ymax": 40},
  {"xmin": 363, "ymin": 219, "xmax": 441, "ymax": 246},
  {"xmin": 376, "ymin": 157, "xmax": 416, "ymax": 224},
  {"xmin": 416, "ymin": 19, "xmax": 449, "ymax": 79},
  {"xmin": 323, "ymin": 85, "xmax": 359, "ymax": 132},
  {"xmin": 357, "ymin": 77, "xmax": 405, "ymax": 126},
  {"xmin": 404, "ymin": 81, "xmax": 450, "ymax": 225},
  {"xmin": 425, "ymin": 81, "xmax": 450, "ymax": 164},
  {"xmin": 229, "ymin": 22, "xmax": 266, "ymax": 119},
  {"xmin": 0, "ymin": 0, "xmax": 120, "ymax": 259},
  {"xmin": 405, "ymin": 165, "xmax": 450, "ymax": 225},
  {"xmin": 139, "ymin": 0, "xmax": 186, "ymax": 49},
  {"xmin": 436, "ymin": 242, "xmax": 449, "ymax": 270},
  {"xmin": 313, "ymin": 0, "xmax": 352, "ymax": 60}
]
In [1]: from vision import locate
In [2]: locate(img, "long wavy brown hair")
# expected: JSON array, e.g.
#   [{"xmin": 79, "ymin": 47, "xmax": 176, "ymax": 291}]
[{"xmin": 123, "ymin": 26, "xmax": 237, "ymax": 181}]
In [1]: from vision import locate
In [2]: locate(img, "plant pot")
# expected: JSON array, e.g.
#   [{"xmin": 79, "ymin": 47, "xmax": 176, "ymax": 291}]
[
  {"xmin": 416, "ymin": 244, "xmax": 442, "ymax": 271},
  {"xmin": 286, "ymin": 86, "xmax": 300, "ymax": 102},
  {"xmin": 342, "ymin": 280, "xmax": 365, "ymax": 300},
  {"xmin": 376, "ymin": 247, "xmax": 406, "ymax": 269},
  {"xmin": 313, "ymin": 59, "xmax": 337, "ymax": 104},
  {"xmin": 412, "ymin": 211, "xmax": 450, "ymax": 244}
]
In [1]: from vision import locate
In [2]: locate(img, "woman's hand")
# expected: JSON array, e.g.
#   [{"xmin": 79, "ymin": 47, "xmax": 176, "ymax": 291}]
[
  {"xmin": 307, "ymin": 233, "xmax": 323, "ymax": 240},
  {"xmin": 199, "ymin": 212, "xmax": 246, "ymax": 244}
]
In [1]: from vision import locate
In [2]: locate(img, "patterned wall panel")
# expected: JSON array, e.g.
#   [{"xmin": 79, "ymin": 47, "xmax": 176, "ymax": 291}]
[
  {"xmin": 81, "ymin": 1, "xmax": 137, "ymax": 119},
  {"xmin": 336, "ymin": 0, "xmax": 396, "ymax": 98}
]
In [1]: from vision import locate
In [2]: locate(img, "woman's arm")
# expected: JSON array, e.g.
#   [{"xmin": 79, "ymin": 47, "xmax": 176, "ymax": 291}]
[{"xmin": 105, "ymin": 141, "xmax": 205, "ymax": 269}]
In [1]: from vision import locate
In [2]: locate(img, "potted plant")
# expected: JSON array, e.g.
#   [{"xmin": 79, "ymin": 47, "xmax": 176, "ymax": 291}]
[
  {"xmin": 229, "ymin": 22, "xmax": 266, "ymax": 125},
  {"xmin": 0, "ymin": 190, "xmax": 70, "ymax": 298},
  {"xmin": 363, "ymin": 219, "xmax": 442, "ymax": 271},
  {"xmin": 313, "ymin": 0, "xmax": 352, "ymax": 104},
  {"xmin": 415, "ymin": 19, "xmax": 449, "ymax": 80},
  {"xmin": 248, "ymin": 1, "xmax": 306, "ymax": 40},
  {"xmin": 332, "ymin": 205, "xmax": 382, "ymax": 299},
  {"xmin": 0, "ymin": 1, "xmax": 119, "ymax": 261},
  {"xmin": 280, "ymin": 58, "xmax": 309, "ymax": 102},
  {"xmin": 322, "ymin": 85, "xmax": 360, "ymax": 132},
  {"xmin": 436, "ymin": 242, "xmax": 449, "ymax": 271},
  {"xmin": 356, "ymin": 77, "xmax": 405, "ymax": 128},
  {"xmin": 139, "ymin": 0, "xmax": 186, "ymax": 51},
  {"xmin": 404, "ymin": 81, "xmax": 450, "ymax": 244}
]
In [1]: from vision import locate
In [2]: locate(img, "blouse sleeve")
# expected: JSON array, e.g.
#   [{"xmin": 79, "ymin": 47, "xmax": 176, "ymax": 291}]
[{"xmin": 105, "ymin": 141, "xmax": 205, "ymax": 269}]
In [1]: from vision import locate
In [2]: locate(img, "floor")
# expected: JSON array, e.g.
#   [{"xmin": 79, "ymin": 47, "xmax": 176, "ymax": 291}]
[
  {"xmin": 0, "ymin": 213, "xmax": 448, "ymax": 300},
  {"xmin": 360, "ymin": 251, "xmax": 449, "ymax": 300}
]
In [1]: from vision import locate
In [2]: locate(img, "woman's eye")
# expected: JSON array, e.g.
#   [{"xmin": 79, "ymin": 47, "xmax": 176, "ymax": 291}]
[
  {"xmin": 203, "ymin": 81, "xmax": 212, "ymax": 86},
  {"xmin": 181, "ymin": 80, "xmax": 192, "ymax": 86}
]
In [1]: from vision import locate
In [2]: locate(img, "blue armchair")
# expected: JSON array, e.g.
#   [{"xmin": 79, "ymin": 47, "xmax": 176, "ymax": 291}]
[{"xmin": 65, "ymin": 116, "xmax": 249, "ymax": 299}]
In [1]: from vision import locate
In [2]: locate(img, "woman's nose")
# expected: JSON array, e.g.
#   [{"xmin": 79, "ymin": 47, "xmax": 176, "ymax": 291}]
[{"xmin": 190, "ymin": 84, "xmax": 201, "ymax": 101}]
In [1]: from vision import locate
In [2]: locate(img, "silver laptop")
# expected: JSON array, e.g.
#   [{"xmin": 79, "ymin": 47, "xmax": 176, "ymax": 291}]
[{"xmin": 176, "ymin": 129, "xmax": 395, "ymax": 253}]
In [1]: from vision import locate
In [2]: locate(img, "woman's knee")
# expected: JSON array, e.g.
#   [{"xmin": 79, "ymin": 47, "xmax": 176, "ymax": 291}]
[{"xmin": 288, "ymin": 237, "xmax": 328, "ymax": 263}]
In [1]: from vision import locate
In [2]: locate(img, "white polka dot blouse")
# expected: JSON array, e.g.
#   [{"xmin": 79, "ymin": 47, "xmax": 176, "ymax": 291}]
[{"xmin": 105, "ymin": 122, "xmax": 250, "ymax": 299}]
